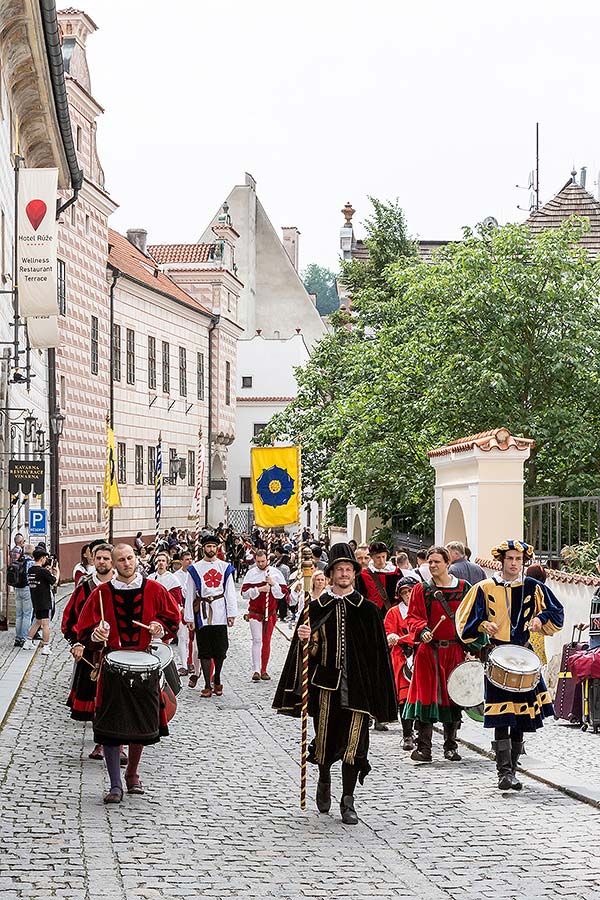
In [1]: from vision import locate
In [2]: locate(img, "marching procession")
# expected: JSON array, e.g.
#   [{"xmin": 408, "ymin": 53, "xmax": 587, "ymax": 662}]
[{"xmin": 43, "ymin": 527, "xmax": 566, "ymax": 822}]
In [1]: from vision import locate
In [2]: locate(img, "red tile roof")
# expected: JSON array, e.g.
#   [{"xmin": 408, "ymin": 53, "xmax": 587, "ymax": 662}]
[
  {"xmin": 428, "ymin": 428, "xmax": 535, "ymax": 458},
  {"xmin": 108, "ymin": 229, "xmax": 211, "ymax": 315},
  {"xmin": 147, "ymin": 243, "xmax": 217, "ymax": 264}
]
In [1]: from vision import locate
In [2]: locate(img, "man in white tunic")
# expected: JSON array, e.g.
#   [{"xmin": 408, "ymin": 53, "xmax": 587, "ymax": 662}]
[{"xmin": 241, "ymin": 548, "xmax": 287, "ymax": 682}]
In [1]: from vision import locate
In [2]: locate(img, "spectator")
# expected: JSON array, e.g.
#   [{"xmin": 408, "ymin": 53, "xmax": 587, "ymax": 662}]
[
  {"xmin": 73, "ymin": 544, "xmax": 93, "ymax": 585},
  {"xmin": 273, "ymin": 544, "xmax": 291, "ymax": 583},
  {"xmin": 9, "ymin": 532, "xmax": 24, "ymax": 564},
  {"xmin": 22, "ymin": 549, "xmax": 59, "ymax": 655},
  {"xmin": 415, "ymin": 549, "xmax": 431, "ymax": 582},
  {"xmin": 134, "ymin": 531, "xmax": 145, "ymax": 552},
  {"xmin": 311, "ymin": 545, "xmax": 326, "ymax": 571},
  {"xmin": 13, "ymin": 543, "xmax": 34, "ymax": 647},
  {"xmin": 446, "ymin": 541, "xmax": 486, "ymax": 585},
  {"xmin": 396, "ymin": 551, "xmax": 418, "ymax": 581}
]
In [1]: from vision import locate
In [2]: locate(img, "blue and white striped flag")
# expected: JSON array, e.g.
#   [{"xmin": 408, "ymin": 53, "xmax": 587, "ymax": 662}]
[{"xmin": 155, "ymin": 432, "xmax": 162, "ymax": 540}]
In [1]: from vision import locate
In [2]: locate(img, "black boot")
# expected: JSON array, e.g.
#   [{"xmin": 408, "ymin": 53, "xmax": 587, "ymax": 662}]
[
  {"xmin": 510, "ymin": 741, "xmax": 524, "ymax": 791},
  {"xmin": 316, "ymin": 779, "xmax": 331, "ymax": 813},
  {"xmin": 411, "ymin": 721, "xmax": 433, "ymax": 761},
  {"xmin": 443, "ymin": 722, "xmax": 461, "ymax": 761},
  {"xmin": 373, "ymin": 720, "xmax": 388, "ymax": 732},
  {"xmin": 401, "ymin": 717, "xmax": 414, "ymax": 751},
  {"xmin": 340, "ymin": 794, "xmax": 358, "ymax": 825},
  {"xmin": 493, "ymin": 738, "xmax": 517, "ymax": 790}
]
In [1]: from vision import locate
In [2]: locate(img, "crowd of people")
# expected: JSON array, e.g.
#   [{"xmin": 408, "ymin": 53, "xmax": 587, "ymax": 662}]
[{"xmin": 6, "ymin": 525, "xmax": 567, "ymax": 825}]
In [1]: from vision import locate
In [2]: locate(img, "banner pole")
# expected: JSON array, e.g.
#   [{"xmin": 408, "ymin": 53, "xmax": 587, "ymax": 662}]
[{"xmin": 299, "ymin": 542, "xmax": 313, "ymax": 810}]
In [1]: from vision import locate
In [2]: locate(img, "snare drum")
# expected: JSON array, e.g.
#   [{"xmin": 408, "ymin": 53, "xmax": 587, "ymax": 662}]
[
  {"xmin": 447, "ymin": 660, "xmax": 485, "ymax": 708},
  {"xmin": 486, "ymin": 644, "xmax": 541, "ymax": 693},
  {"xmin": 93, "ymin": 650, "xmax": 161, "ymax": 745},
  {"xmin": 151, "ymin": 642, "xmax": 182, "ymax": 696}
]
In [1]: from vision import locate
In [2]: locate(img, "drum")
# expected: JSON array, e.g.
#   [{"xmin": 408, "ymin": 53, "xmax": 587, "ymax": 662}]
[
  {"xmin": 447, "ymin": 660, "xmax": 485, "ymax": 708},
  {"xmin": 94, "ymin": 650, "xmax": 161, "ymax": 745},
  {"xmin": 486, "ymin": 644, "xmax": 541, "ymax": 693},
  {"xmin": 150, "ymin": 642, "xmax": 182, "ymax": 696},
  {"xmin": 401, "ymin": 654, "xmax": 414, "ymax": 682}
]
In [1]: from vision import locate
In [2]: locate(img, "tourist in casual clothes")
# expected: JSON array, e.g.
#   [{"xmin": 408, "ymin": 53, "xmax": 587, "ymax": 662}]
[
  {"xmin": 9, "ymin": 532, "xmax": 24, "ymax": 565},
  {"xmin": 447, "ymin": 541, "xmax": 486, "ymax": 585},
  {"xmin": 13, "ymin": 543, "xmax": 34, "ymax": 647},
  {"xmin": 415, "ymin": 550, "xmax": 431, "ymax": 583},
  {"xmin": 23, "ymin": 549, "xmax": 59, "ymax": 654}
]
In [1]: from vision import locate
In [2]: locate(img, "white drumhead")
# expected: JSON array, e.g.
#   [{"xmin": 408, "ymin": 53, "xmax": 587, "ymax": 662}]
[
  {"xmin": 150, "ymin": 642, "xmax": 173, "ymax": 668},
  {"xmin": 447, "ymin": 660, "xmax": 485, "ymax": 708},
  {"xmin": 489, "ymin": 644, "xmax": 540, "ymax": 674},
  {"xmin": 106, "ymin": 650, "xmax": 160, "ymax": 671}
]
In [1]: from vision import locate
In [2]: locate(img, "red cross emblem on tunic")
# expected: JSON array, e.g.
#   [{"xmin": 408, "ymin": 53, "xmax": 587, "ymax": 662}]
[{"xmin": 203, "ymin": 568, "xmax": 223, "ymax": 589}]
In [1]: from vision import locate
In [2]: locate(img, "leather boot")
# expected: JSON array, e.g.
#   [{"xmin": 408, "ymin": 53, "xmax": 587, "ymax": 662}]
[
  {"xmin": 410, "ymin": 721, "xmax": 433, "ymax": 761},
  {"xmin": 402, "ymin": 717, "xmax": 414, "ymax": 751},
  {"xmin": 340, "ymin": 794, "xmax": 358, "ymax": 825},
  {"xmin": 443, "ymin": 722, "xmax": 461, "ymax": 761},
  {"xmin": 510, "ymin": 741, "xmax": 524, "ymax": 791},
  {"xmin": 493, "ymin": 739, "xmax": 517, "ymax": 790},
  {"xmin": 316, "ymin": 779, "xmax": 331, "ymax": 813}
]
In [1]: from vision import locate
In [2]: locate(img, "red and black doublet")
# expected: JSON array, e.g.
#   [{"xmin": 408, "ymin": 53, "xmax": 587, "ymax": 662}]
[
  {"xmin": 357, "ymin": 566, "xmax": 400, "ymax": 615},
  {"xmin": 403, "ymin": 579, "xmax": 470, "ymax": 724},
  {"xmin": 61, "ymin": 574, "xmax": 99, "ymax": 721},
  {"xmin": 76, "ymin": 578, "xmax": 180, "ymax": 745},
  {"xmin": 273, "ymin": 589, "xmax": 397, "ymax": 782}
]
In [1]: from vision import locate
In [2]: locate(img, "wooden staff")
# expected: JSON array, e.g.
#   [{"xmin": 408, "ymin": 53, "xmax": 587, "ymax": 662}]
[
  {"xmin": 265, "ymin": 529, "xmax": 273, "ymax": 624},
  {"xmin": 299, "ymin": 543, "xmax": 314, "ymax": 810}
]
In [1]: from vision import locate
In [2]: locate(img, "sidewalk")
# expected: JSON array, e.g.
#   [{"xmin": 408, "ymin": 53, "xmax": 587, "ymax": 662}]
[
  {"xmin": 275, "ymin": 619, "xmax": 600, "ymax": 808},
  {"xmin": 0, "ymin": 582, "xmax": 72, "ymax": 729}
]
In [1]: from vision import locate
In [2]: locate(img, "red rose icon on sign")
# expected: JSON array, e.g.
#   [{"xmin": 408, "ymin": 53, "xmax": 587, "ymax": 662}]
[
  {"xmin": 204, "ymin": 568, "xmax": 223, "ymax": 589},
  {"xmin": 26, "ymin": 199, "xmax": 47, "ymax": 231}
]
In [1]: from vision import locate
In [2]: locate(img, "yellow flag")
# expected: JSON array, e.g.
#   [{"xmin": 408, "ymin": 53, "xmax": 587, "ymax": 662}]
[
  {"xmin": 104, "ymin": 423, "xmax": 121, "ymax": 509},
  {"xmin": 251, "ymin": 446, "xmax": 300, "ymax": 528}
]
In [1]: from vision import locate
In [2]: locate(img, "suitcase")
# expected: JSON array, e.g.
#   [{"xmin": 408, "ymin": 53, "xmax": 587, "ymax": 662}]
[
  {"xmin": 554, "ymin": 626, "xmax": 588, "ymax": 724},
  {"xmin": 582, "ymin": 678, "xmax": 600, "ymax": 733}
]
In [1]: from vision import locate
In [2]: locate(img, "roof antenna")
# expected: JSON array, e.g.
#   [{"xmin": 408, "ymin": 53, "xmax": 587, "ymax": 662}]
[{"xmin": 516, "ymin": 122, "xmax": 540, "ymax": 212}]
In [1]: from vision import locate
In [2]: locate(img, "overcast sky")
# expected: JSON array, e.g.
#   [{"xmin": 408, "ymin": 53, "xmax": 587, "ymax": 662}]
[{"xmin": 78, "ymin": 0, "xmax": 600, "ymax": 271}]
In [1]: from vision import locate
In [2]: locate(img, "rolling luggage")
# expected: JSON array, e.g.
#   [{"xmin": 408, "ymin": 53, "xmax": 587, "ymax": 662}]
[{"xmin": 554, "ymin": 625, "xmax": 588, "ymax": 724}]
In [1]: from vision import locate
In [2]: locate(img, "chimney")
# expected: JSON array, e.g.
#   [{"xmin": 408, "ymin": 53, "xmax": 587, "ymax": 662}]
[
  {"xmin": 580, "ymin": 166, "xmax": 587, "ymax": 189},
  {"xmin": 282, "ymin": 226, "xmax": 300, "ymax": 270},
  {"xmin": 127, "ymin": 228, "xmax": 148, "ymax": 255}
]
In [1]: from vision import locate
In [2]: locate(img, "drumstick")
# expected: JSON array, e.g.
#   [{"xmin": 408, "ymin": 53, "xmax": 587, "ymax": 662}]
[
  {"xmin": 98, "ymin": 590, "xmax": 107, "ymax": 646},
  {"xmin": 132, "ymin": 619, "xmax": 153, "ymax": 632},
  {"xmin": 429, "ymin": 615, "xmax": 446, "ymax": 636}
]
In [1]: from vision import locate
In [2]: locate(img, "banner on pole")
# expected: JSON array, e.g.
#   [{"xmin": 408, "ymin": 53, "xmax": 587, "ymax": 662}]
[
  {"xmin": 104, "ymin": 423, "xmax": 121, "ymax": 508},
  {"xmin": 17, "ymin": 168, "xmax": 59, "ymax": 318},
  {"xmin": 26, "ymin": 315, "xmax": 59, "ymax": 349},
  {"xmin": 250, "ymin": 446, "xmax": 300, "ymax": 528}
]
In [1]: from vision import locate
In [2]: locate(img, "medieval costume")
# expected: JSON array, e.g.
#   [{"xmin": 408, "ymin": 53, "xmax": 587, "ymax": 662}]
[
  {"xmin": 184, "ymin": 539, "xmax": 237, "ymax": 697},
  {"xmin": 241, "ymin": 563, "xmax": 287, "ymax": 680},
  {"xmin": 61, "ymin": 572, "xmax": 102, "ymax": 721},
  {"xmin": 357, "ymin": 548, "xmax": 400, "ymax": 615},
  {"xmin": 403, "ymin": 576, "xmax": 472, "ymax": 761},
  {"xmin": 273, "ymin": 543, "xmax": 397, "ymax": 824},
  {"xmin": 383, "ymin": 577, "xmax": 417, "ymax": 749},
  {"xmin": 456, "ymin": 539, "xmax": 563, "ymax": 789}
]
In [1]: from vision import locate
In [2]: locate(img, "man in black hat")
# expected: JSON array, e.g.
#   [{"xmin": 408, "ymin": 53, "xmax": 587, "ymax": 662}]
[
  {"xmin": 273, "ymin": 542, "xmax": 397, "ymax": 825},
  {"xmin": 183, "ymin": 534, "xmax": 237, "ymax": 696}
]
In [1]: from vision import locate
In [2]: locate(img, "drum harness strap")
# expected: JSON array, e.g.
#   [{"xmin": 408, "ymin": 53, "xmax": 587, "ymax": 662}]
[{"xmin": 423, "ymin": 584, "xmax": 461, "ymax": 705}]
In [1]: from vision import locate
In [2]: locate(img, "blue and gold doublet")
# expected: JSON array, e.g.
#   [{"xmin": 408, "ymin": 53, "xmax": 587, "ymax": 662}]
[{"xmin": 456, "ymin": 576, "xmax": 564, "ymax": 731}]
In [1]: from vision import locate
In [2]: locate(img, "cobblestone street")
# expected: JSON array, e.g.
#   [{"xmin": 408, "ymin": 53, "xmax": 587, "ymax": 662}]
[{"xmin": 1, "ymin": 596, "xmax": 600, "ymax": 900}]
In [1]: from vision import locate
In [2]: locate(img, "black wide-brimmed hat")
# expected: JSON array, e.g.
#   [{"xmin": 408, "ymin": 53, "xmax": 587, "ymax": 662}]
[
  {"xmin": 325, "ymin": 542, "xmax": 361, "ymax": 576},
  {"xmin": 201, "ymin": 533, "xmax": 220, "ymax": 546}
]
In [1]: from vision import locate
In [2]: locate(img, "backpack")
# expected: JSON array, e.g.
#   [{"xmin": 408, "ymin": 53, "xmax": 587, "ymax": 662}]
[{"xmin": 7, "ymin": 557, "xmax": 28, "ymax": 588}]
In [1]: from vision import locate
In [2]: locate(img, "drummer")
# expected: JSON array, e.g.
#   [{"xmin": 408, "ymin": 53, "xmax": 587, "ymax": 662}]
[
  {"xmin": 402, "ymin": 546, "xmax": 475, "ymax": 763},
  {"xmin": 384, "ymin": 577, "xmax": 417, "ymax": 750},
  {"xmin": 76, "ymin": 543, "xmax": 181, "ymax": 804},
  {"xmin": 456, "ymin": 539, "xmax": 564, "ymax": 791}
]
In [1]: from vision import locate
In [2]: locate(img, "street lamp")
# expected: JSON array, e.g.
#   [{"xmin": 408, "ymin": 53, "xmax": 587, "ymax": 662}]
[
  {"xmin": 23, "ymin": 414, "xmax": 37, "ymax": 444},
  {"xmin": 49, "ymin": 408, "xmax": 65, "ymax": 438},
  {"xmin": 36, "ymin": 428, "xmax": 46, "ymax": 454}
]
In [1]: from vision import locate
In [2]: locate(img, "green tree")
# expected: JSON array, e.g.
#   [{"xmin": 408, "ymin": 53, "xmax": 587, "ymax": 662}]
[
  {"xmin": 262, "ymin": 207, "xmax": 600, "ymax": 534},
  {"xmin": 301, "ymin": 263, "xmax": 339, "ymax": 315}
]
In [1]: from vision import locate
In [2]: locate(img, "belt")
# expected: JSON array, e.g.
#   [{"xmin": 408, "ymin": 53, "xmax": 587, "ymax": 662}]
[
  {"xmin": 193, "ymin": 591, "xmax": 225, "ymax": 625},
  {"xmin": 432, "ymin": 639, "xmax": 458, "ymax": 648}
]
